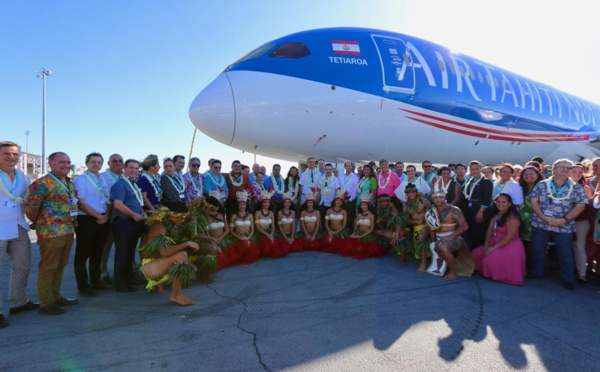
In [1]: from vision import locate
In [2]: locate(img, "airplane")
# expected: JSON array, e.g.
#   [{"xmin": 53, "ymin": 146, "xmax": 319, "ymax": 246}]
[{"xmin": 189, "ymin": 27, "xmax": 600, "ymax": 165}]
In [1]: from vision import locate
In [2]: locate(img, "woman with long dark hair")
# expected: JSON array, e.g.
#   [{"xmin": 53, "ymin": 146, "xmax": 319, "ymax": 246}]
[
  {"xmin": 356, "ymin": 164, "xmax": 377, "ymax": 212},
  {"xmin": 472, "ymin": 193, "xmax": 526, "ymax": 285}
]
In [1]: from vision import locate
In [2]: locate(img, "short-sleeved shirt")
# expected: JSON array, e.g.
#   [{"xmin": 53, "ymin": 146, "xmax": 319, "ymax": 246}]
[
  {"xmin": 73, "ymin": 172, "xmax": 109, "ymax": 215},
  {"xmin": 338, "ymin": 172, "xmax": 359, "ymax": 201},
  {"xmin": 299, "ymin": 168, "xmax": 321, "ymax": 194},
  {"xmin": 318, "ymin": 175, "xmax": 340, "ymax": 207},
  {"xmin": 26, "ymin": 174, "xmax": 76, "ymax": 240},
  {"xmin": 530, "ymin": 179, "xmax": 587, "ymax": 233},
  {"xmin": 183, "ymin": 171, "xmax": 204, "ymax": 202},
  {"xmin": 492, "ymin": 179, "xmax": 524, "ymax": 205},
  {"xmin": 376, "ymin": 171, "xmax": 401, "ymax": 198},
  {"xmin": 110, "ymin": 178, "xmax": 143, "ymax": 220},
  {"xmin": 136, "ymin": 173, "xmax": 161, "ymax": 209},
  {"xmin": 203, "ymin": 171, "xmax": 228, "ymax": 201}
]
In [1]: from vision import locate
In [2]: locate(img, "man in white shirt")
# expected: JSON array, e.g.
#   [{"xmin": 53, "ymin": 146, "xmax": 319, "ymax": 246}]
[
  {"xmin": 298, "ymin": 156, "xmax": 321, "ymax": 205},
  {"xmin": 99, "ymin": 154, "xmax": 123, "ymax": 286},
  {"xmin": 173, "ymin": 155, "xmax": 186, "ymax": 180},
  {"xmin": 73, "ymin": 153, "xmax": 111, "ymax": 297},
  {"xmin": 338, "ymin": 161, "xmax": 358, "ymax": 224},
  {"xmin": 318, "ymin": 163, "xmax": 340, "ymax": 225},
  {"xmin": 0, "ymin": 141, "xmax": 37, "ymax": 327}
]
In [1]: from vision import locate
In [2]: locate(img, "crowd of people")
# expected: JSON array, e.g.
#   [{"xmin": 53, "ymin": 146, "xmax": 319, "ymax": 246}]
[{"xmin": 1, "ymin": 140, "xmax": 599, "ymax": 329}]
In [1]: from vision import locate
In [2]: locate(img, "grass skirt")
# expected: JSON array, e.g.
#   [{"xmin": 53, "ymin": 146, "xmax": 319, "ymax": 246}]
[
  {"xmin": 341, "ymin": 232, "xmax": 386, "ymax": 260},
  {"xmin": 227, "ymin": 234, "xmax": 260, "ymax": 265}
]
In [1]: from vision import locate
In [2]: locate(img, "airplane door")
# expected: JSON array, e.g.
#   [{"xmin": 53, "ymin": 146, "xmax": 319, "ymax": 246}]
[{"xmin": 371, "ymin": 35, "xmax": 415, "ymax": 94}]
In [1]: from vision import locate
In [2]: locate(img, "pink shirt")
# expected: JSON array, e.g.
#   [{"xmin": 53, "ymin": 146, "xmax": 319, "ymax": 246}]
[{"xmin": 376, "ymin": 171, "xmax": 401, "ymax": 197}]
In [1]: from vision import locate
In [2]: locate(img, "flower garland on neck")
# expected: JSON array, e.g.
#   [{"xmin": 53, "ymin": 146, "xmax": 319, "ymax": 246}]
[
  {"xmin": 229, "ymin": 172, "xmax": 243, "ymax": 187},
  {"xmin": 287, "ymin": 178, "xmax": 299, "ymax": 201},
  {"xmin": 270, "ymin": 173, "xmax": 285, "ymax": 194},
  {"xmin": 463, "ymin": 174, "xmax": 483, "ymax": 201},
  {"xmin": 378, "ymin": 171, "xmax": 392, "ymax": 189},
  {"xmin": 166, "ymin": 174, "xmax": 185, "ymax": 194},
  {"xmin": 0, "ymin": 169, "xmax": 29, "ymax": 204},
  {"xmin": 106, "ymin": 169, "xmax": 119, "ymax": 184},
  {"xmin": 493, "ymin": 179, "xmax": 511, "ymax": 197},
  {"xmin": 206, "ymin": 171, "xmax": 226, "ymax": 191},
  {"xmin": 546, "ymin": 177, "xmax": 574, "ymax": 201},
  {"xmin": 121, "ymin": 175, "xmax": 144, "ymax": 207},
  {"xmin": 320, "ymin": 174, "xmax": 335, "ymax": 196},
  {"xmin": 304, "ymin": 168, "xmax": 317, "ymax": 189},
  {"xmin": 143, "ymin": 172, "xmax": 163, "ymax": 199},
  {"xmin": 358, "ymin": 176, "xmax": 370, "ymax": 192},
  {"xmin": 434, "ymin": 178, "xmax": 452, "ymax": 195},
  {"xmin": 186, "ymin": 171, "xmax": 203, "ymax": 192},
  {"xmin": 84, "ymin": 170, "xmax": 109, "ymax": 202}
]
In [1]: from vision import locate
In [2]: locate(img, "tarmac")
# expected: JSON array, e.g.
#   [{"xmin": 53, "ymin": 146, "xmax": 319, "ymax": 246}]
[{"xmin": 1, "ymin": 231, "xmax": 599, "ymax": 372}]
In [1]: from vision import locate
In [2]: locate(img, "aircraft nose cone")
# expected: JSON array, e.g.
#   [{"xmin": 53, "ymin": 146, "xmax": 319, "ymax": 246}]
[{"xmin": 189, "ymin": 73, "xmax": 235, "ymax": 145}]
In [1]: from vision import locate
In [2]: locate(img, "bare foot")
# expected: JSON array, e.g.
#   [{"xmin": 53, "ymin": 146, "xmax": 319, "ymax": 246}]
[
  {"xmin": 416, "ymin": 265, "xmax": 426, "ymax": 273},
  {"xmin": 198, "ymin": 273, "xmax": 215, "ymax": 284},
  {"xmin": 443, "ymin": 273, "xmax": 457, "ymax": 281},
  {"xmin": 156, "ymin": 283, "xmax": 167, "ymax": 294},
  {"xmin": 171, "ymin": 293, "xmax": 194, "ymax": 306}
]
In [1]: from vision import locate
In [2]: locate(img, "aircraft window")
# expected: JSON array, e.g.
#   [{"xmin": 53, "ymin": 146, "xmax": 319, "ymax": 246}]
[
  {"xmin": 460, "ymin": 66, "xmax": 466, "ymax": 76},
  {"xmin": 486, "ymin": 75, "xmax": 491, "ymax": 85},
  {"xmin": 501, "ymin": 79, "xmax": 506, "ymax": 89},
  {"xmin": 449, "ymin": 63, "xmax": 456, "ymax": 75},
  {"xmin": 469, "ymin": 69, "xmax": 475, "ymax": 81},
  {"xmin": 437, "ymin": 59, "xmax": 446, "ymax": 72},
  {"xmin": 269, "ymin": 42, "xmax": 311, "ymax": 58},
  {"xmin": 494, "ymin": 77, "xmax": 499, "ymax": 88},
  {"xmin": 403, "ymin": 53, "xmax": 411, "ymax": 65},
  {"xmin": 478, "ymin": 71, "xmax": 483, "ymax": 83},
  {"xmin": 223, "ymin": 43, "xmax": 277, "ymax": 72}
]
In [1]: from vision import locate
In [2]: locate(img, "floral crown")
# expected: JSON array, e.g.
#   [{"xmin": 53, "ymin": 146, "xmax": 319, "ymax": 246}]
[
  {"xmin": 236, "ymin": 190, "xmax": 249, "ymax": 202},
  {"xmin": 335, "ymin": 189, "xmax": 345, "ymax": 200},
  {"xmin": 360, "ymin": 193, "xmax": 371, "ymax": 204},
  {"xmin": 282, "ymin": 191, "xmax": 293, "ymax": 201},
  {"xmin": 145, "ymin": 206, "xmax": 188, "ymax": 226},
  {"xmin": 305, "ymin": 191, "xmax": 316, "ymax": 202},
  {"xmin": 261, "ymin": 190, "xmax": 273, "ymax": 201},
  {"xmin": 208, "ymin": 190, "xmax": 222, "ymax": 200}
]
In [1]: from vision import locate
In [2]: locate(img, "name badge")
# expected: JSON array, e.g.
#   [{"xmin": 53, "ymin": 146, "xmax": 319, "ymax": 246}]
[
  {"xmin": 179, "ymin": 194, "xmax": 185, "ymax": 199},
  {"xmin": 4, "ymin": 201, "xmax": 17, "ymax": 208},
  {"xmin": 543, "ymin": 209, "xmax": 554, "ymax": 217},
  {"xmin": 70, "ymin": 198, "xmax": 79, "ymax": 216}
]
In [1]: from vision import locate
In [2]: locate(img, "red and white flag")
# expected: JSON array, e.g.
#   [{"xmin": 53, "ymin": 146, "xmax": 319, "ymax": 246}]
[{"xmin": 332, "ymin": 40, "xmax": 360, "ymax": 55}]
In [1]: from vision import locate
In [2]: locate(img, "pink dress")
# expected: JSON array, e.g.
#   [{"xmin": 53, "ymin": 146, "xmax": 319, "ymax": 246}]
[{"xmin": 472, "ymin": 224, "xmax": 526, "ymax": 286}]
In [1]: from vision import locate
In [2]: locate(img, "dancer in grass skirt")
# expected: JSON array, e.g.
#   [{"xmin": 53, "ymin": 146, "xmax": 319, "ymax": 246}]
[
  {"xmin": 345, "ymin": 194, "xmax": 385, "ymax": 259},
  {"xmin": 300, "ymin": 192, "xmax": 323, "ymax": 251},
  {"xmin": 276, "ymin": 192, "xmax": 303, "ymax": 252},
  {"xmin": 323, "ymin": 190, "xmax": 350, "ymax": 254},
  {"xmin": 228, "ymin": 190, "xmax": 261, "ymax": 264}
]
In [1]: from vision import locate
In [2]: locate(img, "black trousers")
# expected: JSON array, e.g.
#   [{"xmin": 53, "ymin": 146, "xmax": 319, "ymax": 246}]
[
  {"xmin": 112, "ymin": 217, "xmax": 143, "ymax": 288},
  {"xmin": 74, "ymin": 215, "xmax": 110, "ymax": 291}
]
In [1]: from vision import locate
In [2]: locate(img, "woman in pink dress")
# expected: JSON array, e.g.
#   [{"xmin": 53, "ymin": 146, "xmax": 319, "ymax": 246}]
[{"xmin": 472, "ymin": 193, "xmax": 526, "ymax": 285}]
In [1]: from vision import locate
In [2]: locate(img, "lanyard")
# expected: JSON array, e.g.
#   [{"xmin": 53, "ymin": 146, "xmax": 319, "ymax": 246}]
[
  {"xmin": 48, "ymin": 173, "xmax": 73, "ymax": 199},
  {"xmin": 550, "ymin": 181, "xmax": 568, "ymax": 197}
]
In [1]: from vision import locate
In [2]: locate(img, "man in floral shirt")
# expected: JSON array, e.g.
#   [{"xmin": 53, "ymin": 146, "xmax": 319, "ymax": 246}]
[
  {"xmin": 25, "ymin": 152, "xmax": 79, "ymax": 315},
  {"xmin": 530, "ymin": 158, "xmax": 587, "ymax": 290}
]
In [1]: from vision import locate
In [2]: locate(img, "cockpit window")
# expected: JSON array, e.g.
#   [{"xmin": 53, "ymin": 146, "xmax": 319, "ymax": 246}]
[
  {"xmin": 223, "ymin": 43, "xmax": 276, "ymax": 72},
  {"xmin": 268, "ymin": 42, "xmax": 311, "ymax": 58}
]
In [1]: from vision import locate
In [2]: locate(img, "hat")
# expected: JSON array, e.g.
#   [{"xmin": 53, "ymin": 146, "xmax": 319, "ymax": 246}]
[
  {"xmin": 282, "ymin": 191, "xmax": 293, "ymax": 201},
  {"xmin": 335, "ymin": 189, "xmax": 345, "ymax": 200},
  {"xmin": 261, "ymin": 190, "xmax": 273, "ymax": 201},
  {"xmin": 236, "ymin": 190, "xmax": 249, "ymax": 202},
  {"xmin": 305, "ymin": 192, "xmax": 316, "ymax": 202}
]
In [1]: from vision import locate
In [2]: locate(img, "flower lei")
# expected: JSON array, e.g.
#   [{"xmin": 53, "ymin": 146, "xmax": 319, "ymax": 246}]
[
  {"xmin": 0, "ymin": 169, "xmax": 29, "ymax": 204},
  {"xmin": 546, "ymin": 177, "xmax": 574, "ymax": 201},
  {"xmin": 106, "ymin": 169, "xmax": 119, "ymax": 184},
  {"xmin": 422, "ymin": 172, "xmax": 435, "ymax": 187},
  {"xmin": 229, "ymin": 172, "xmax": 243, "ymax": 187},
  {"xmin": 434, "ymin": 178, "xmax": 451, "ymax": 195},
  {"xmin": 287, "ymin": 178, "xmax": 299, "ymax": 201},
  {"xmin": 320, "ymin": 175, "xmax": 335, "ymax": 196},
  {"xmin": 143, "ymin": 172, "xmax": 163, "ymax": 200},
  {"xmin": 121, "ymin": 175, "xmax": 144, "ymax": 207},
  {"xmin": 186, "ymin": 171, "xmax": 203, "ymax": 195},
  {"xmin": 270, "ymin": 173, "xmax": 285, "ymax": 194},
  {"xmin": 493, "ymin": 179, "xmax": 511, "ymax": 197},
  {"xmin": 463, "ymin": 174, "xmax": 483, "ymax": 201},
  {"xmin": 358, "ymin": 176, "xmax": 369, "ymax": 192},
  {"xmin": 378, "ymin": 171, "xmax": 392, "ymax": 189},
  {"xmin": 206, "ymin": 171, "xmax": 226, "ymax": 192},
  {"xmin": 166, "ymin": 174, "xmax": 185, "ymax": 194},
  {"xmin": 84, "ymin": 171, "xmax": 109, "ymax": 202},
  {"xmin": 303, "ymin": 168, "xmax": 317, "ymax": 189}
]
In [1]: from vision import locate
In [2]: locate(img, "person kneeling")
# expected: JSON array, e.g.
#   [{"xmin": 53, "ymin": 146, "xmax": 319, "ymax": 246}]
[{"xmin": 139, "ymin": 208, "xmax": 200, "ymax": 305}]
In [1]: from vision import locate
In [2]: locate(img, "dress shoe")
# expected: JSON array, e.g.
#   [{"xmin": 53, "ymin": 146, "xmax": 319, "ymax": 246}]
[
  {"xmin": 0, "ymin": 315, "xmax": 8, "ymax": 328},
  {"xmin": 563, "ymin": 281, "xmax": 575, "ymax": 290},
  {"xmin": 39, "ymin": 305, "xmax": 66, "ymax": 315},
  {"xmin": 9, "ymin": 301, "xmax": 40, "ymax": 315},
  {"xmin": 115, "ymin": 285, "xmax": 137, "ymax": 293},
  {"xmin": 100, "ymin": 276, "xmax": 113, "ymax": 286},
  {"xmin": 129, "ymin": 276, "xmax": 147, "ymax": 285},
  {"xmin": 79, "ymin": 288, "xmax": 100, "ymax": 297},
  {"xmin": 91, "ymin": 283, "xmax": 112, "ymax": 291},
  {"xmin": 55, "ymin": 297, "xmax": 78, "ymax": 306}
]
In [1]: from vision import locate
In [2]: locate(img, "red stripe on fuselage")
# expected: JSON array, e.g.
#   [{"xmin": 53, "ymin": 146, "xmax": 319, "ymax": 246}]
[{"xmin": 400, "ymin": 109, "xmax": 589, "ymax": 140}]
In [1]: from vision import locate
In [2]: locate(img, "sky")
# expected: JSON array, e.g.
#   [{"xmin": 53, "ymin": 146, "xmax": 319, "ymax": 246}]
[{"xmin": 2, "ymin": 0, "xmax": 600, "ymax": 174}]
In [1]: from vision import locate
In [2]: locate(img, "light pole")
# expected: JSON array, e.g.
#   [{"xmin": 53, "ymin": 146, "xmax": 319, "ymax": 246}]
[{"xmin": 36, "ymin": 67, "xmax": 51, "ymax": 174}]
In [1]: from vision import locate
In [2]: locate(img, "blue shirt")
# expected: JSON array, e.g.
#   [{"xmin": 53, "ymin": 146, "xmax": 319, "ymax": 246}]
[
  {"xmin": 110, "ymin": 179, "xmax": 142, "ymax": 220},
  {"xmin": 203, "ymin": 171, "xmax": 229, "ymax": 201},
  {"xmin": 263, "ymin": 174, "xmax": 285, "ymax": 201}
]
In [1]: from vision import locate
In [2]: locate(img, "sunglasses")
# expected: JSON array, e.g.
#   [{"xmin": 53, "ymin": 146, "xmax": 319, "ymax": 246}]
[{"xmin": 190, "ymin": 164, "xmax": 200, "ymax": 167}]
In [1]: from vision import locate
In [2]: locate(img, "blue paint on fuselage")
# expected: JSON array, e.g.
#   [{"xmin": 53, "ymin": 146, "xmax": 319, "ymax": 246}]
[{"xmin": 227, "ymin": 27, "xmax": 600, "ymax": 137}]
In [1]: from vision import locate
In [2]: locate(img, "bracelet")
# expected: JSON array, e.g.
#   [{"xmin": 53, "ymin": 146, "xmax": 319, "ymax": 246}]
[{"xmin": 564, "ymin": 216, "xmax": 571, "ymax": 223}]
